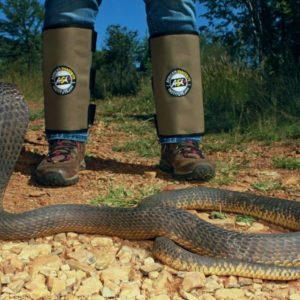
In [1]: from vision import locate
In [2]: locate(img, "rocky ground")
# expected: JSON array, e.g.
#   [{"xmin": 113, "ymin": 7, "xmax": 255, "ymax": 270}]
[{"xmin": 0, "ymin": 99, "xmax": 299, "ymax": 299}]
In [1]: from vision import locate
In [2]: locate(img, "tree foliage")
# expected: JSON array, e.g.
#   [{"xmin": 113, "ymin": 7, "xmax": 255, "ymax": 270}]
[
  {"xmin": 94, "ymin": 25, "xmax": 149, "ymax": 98},
  {"xmin": 198, "ymin": 0, "xmax": 300, "ymax": 70},
  {"xmin": 0, "ymin": 0, "xmax": 43, "ymax": 74}
]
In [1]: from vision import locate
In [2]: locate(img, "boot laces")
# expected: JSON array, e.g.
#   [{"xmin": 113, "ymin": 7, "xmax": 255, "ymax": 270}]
[
  {"xmin": 47, "ymin": 140, "xmax": 78, "ymax": 163},
  {"xmin": 175, "ymin": 141, "xmax": 205, "ymax": 159}
]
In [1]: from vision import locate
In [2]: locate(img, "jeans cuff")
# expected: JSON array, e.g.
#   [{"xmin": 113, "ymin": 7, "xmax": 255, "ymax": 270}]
[
  {"xmin": 159, "ymin": 135, "xmax": 202, "ymax": 144},
  {"xmin": 46, "ymin": 132, "xmax": 88, "ymax": 142}
]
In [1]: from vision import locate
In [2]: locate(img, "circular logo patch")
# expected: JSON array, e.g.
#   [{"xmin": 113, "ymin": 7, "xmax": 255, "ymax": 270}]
[
  {"xmin": 165, "ymin": 69, "xmax": 192, "ymax": 97},
  {"xmin": 51, "ymin": 66, "xmax": 76, "ymax": 95}
]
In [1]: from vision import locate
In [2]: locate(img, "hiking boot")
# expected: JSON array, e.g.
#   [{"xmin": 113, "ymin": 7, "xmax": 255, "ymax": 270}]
[
  {"xmin": 36, "ymin": 139, "xmax": 86, "ymax": 186},
  {"xmin": 159, "ymin": 141, "xmax": 215, "ymax": 181}
]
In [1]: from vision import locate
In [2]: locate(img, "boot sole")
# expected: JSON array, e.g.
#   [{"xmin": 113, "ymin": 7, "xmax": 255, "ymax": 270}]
[
  {"xmin": 35, "ymin": 172, "xmax": 80, "ymax": 187},
  {"xmin": 35, "ymin": 161, "xmax": 86, "ymax": 187},
  {"xmin": 159, "ymin": 163, "xmax": 215, "ymax": 182}
]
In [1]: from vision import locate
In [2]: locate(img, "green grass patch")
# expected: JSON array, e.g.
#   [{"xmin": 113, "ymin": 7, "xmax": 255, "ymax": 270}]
[
  {"xmin": 235, "ymin": 215, "xmax": 256, "ymax": 225},
  {"xmin": 29, "ymin": 124, "xmax": 43, "ymax": 131},
  {"xmin": 90, "ymin": 184, "xmax": 161, "ymax": 207},
  {"xmin": 29, "ymin": 109, "xmax": 44, "ymax": 121},
  {"xmin": 251, "ymin": 180, "xmax": 282, "ymax": 192},
  {"xmin": 212, "ymin": 159, "xmax": 249, "ymax": 185},
  {"xmin": 272, "ymin": 157, "xmax": 300, "ymax": 170},
  {"xmin": 112, "ymin": 139, "xmax": 160, "ymax": 158},
  {"xmin": 203, "ymin": 133, "xmax": 246, "ymax": 153},
  {"xmin": 209, "ymin": 211, "xmax": 228, "ymax": 219}
]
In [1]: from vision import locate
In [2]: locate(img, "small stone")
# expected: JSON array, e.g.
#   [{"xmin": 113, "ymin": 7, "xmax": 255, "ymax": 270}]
[
  {"xmin": 25, "ymin": 273, "xmax": 46, "ymax": 291},
  {"xmin": 132, "ymin": 248, "xmax": 149, "ymax": 260},
  {"xmin": 66, "ymin": 269, "xmax": 87, "ymax": 282},
  {"xmin": 5, "ymin": 280, "xmax": 25, "ymax": 293},
  {"xmin": 181, "ymin": 272, "xmax": 206, "ymax": 292},
  {"xmin": 248, "ymin": 222, "xmax": 268, "ymax": 232},
  {"xmin": 66, "ymin": 276, "xmax": 77, "ymax": 288},
  {"xmin": 67, "ymin": 258, "xmax": 95, "ymax": 274},
  {"xmin": 94, "ymin": 250, "xmax": 117, "ymax": 270},
  {"xmin": 13, "ymin": 271, "xmax": 30, "ymax": 282},
  {"xmin": 107, "ymin": 280, "xmax": 122, "ymax": 295},
  {"xmin": 144, "ymin": 171, "xmax": 157, "ymax": 179},
  {"xmin": 204, "ymin": 277, "xmax": 222, "ymax": 292},
  {"xmin": 61, "ymin": 264, "xmax": 71, "ymax": 271},
  {"xmin": 29, "ymin": 190, "xmax": 47, "ymax": 197},
  {"xmin": 117, "ymin": 245, "xmax": 133, "ymax": 264},
  {"xmin": 76, "ymin": 276, "xmax": 103, "ymax": 297},
  {"xmin": 29, "ymin": 288, "xmax": 51, "ymax": 299},
  {"xmin": 271, "ymin": 288, "xmax": 289, "ymax": 299},
  {"xmin": 119, "ymin": 282, "xmax": 141, "ymax": 298},
  {"xmin": 91, "ymin": 295, "xmax": 105, "ymax": 300},
  {"xmin": 91, "ymin": 296, "xmax": 106, "ymax": 300},
  {"xmin": 148, "ymin": 295, "xmax": 171, "ymax": 300},
  {"xmin": 224, "ymin": 276, "xmax": 239, "ymax": 288},
  {"xmin": 140, "ymin": 262, "xmax": 163, "ymax": 274},
  {"xmin": 48, "ymin": 277, "xmax": 66, "ymax": 295},
  {"xmin": 91, "ymin": 237, "xmax": 113, "ymax": 247},
  {"xmin": 153, "ymin": 270, "xmax": 173, "ymax": 290},
  {"xmin": 235, "ymin": 221, "xmax": 249, "ymax": 227},
  {"xmin": 1, "ymin": 274, "xmax": 11, "ymax": 284},
  {"xmin": 180, "ymin": 290, "xmax": 199, "ymax": 300},
  {"xmin": 54, "ymin": 233, "xmax": 67, "ymax": 242},
  {"xmin": 142, "ymin": 278, "xmax": 153, "ymax": 291},
  {"xmin": 149, "ymin": 271, "xmax": 160, "ymax": 279},
  {"xmin": 252, "ymin": 283, "xmax": 262, "ymax": 290},
  {"xmin": 68, "ymin": 249, "xmax": 95, "ymax": 265},
  {"xmin": 238, "ymin": 277, "xmax": 253, "ymax": 286},
  {"xmin": 10, "ymin": 256, "xmax": 24, "ymax": 270},
  {"xmin": 199, "ymin": 294, "xmax": 216, "ymax": 300},
  {"xmin": 2, "ymin": 242, "xmax": 27, "ymax": 253},
  {"xmin": 290, "ymin": 294, "xmax": 300, "ymax": 300},
  {"xmin": 283, "ymin": 176, "xmax": 299, "ymax": 186},
  {"xmin": 102, "ymin": 285, "xmax": 118, "ymax": 298},
  {"xmin": 30, "ymin": 255, "xmax": 62, "ymax": 276},
  {"xmin": 101, "ymin": 266, "xmax": 130, "ymax": 283},
  {"xmin": 144, "ymin": 257, "xmax": 155, "ymax": 265},
  {"xmin": 215, "ymin": 288, "xmax": 245, "ymax": 300},
  {"xmin": 18, "ymin": 245, "xmax": 39, "ymax": 261},
  {"xmin": 67, "ymin": 232, "xmax": 78, "ymax": 238},
  {"xmin": 65, "ymin": 295, "xmax": 79, "ymax": 300}
]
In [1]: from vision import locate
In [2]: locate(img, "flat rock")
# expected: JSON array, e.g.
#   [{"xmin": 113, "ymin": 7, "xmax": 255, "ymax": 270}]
[
  {"xmin": 3, "ymin": 279, "xmax": 24, "ymax": 293},
  {"xmin": 48, "ymin": 277, "xmax": 66, "ymax": 295},
  {"xmin": 76, "ymin": 276, "xmax": 103, "ymax": 297},
  {"xmin": 119, "ymin": 282, "xmax": 141, "ymax": 298},
  {"xmin": 91, "ymin": 237, "xmax": 114, "ymax": 247},
  {"xmin": 181, "ymin": 272, "xmax": 206, "ymax": 292},
  {"xmin": 148, "ymin": 295, "xmax": 171, "ymax": 300},
  {"xmin": 215, "ymin": 288, "xmax": 245, "ymax": 300},
  {"xmin": 67, "ymin": 258, "xmax": 95, "ymax": 274},
  {"xmin": 101, "ymin": 266, "xmax": 130, "ymax": 283},
  {"xmin": 140, "ymin": 262, "xmax": 163, "ymax": 274},
  {"xmin": 30, "ymin": 254, "xmax": 62, "ymax": 276}
]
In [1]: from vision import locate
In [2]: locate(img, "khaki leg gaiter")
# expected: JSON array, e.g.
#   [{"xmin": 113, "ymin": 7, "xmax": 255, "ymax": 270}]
[
  {"xmin": 150, "ymin": 33, "xmax": 204, "ymax": 136},
  {"xmin": 43, "ymin": 27, "xmax": 96, "ymax": 132}
]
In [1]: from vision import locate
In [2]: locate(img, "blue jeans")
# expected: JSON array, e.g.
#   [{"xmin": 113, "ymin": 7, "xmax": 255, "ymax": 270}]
[{"xmin": 44, "ymin": 0, "xmax": 201, "ymax": 144}]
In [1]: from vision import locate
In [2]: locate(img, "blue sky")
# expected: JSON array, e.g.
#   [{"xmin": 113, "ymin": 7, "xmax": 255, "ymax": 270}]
[{"xmin": 96, "ymin": 0, "xmax": 207, "ymax": 47}]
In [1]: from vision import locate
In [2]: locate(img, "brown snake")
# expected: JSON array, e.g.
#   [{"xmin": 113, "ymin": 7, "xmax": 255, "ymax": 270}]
[{"xmin": 1, "ymin": 82, "xmax": 300, "ymax": 280}]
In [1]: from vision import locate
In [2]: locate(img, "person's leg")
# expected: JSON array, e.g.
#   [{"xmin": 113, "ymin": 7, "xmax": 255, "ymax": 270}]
[
  {"xmin": 36, "ymin": 0, "xmax": 101, "ymax": 186},
  {"xmin": 145, "ymin": 0, "xmax": 215, "ymax": 181}
]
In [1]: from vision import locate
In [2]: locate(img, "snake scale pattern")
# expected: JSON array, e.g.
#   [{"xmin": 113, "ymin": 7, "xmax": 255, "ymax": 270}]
[{"xmin": 1, "ymin": 82, "xmax": 300, "ymax": 280}]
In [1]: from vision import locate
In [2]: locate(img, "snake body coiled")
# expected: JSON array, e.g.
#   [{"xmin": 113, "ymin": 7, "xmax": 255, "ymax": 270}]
[{"xmin": 1, "ymin": 82, "xmax": 300, "ymax": 280}]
